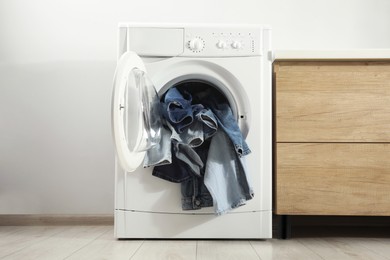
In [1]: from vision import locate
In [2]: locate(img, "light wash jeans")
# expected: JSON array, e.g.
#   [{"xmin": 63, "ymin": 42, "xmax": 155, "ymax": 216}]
[
  {"xmin": 204, "ymin": 130, "xmax": 254, "ymax": 215},
  {"xmin": 206, "ymin": 101, "xmax": 251, "ymax": 156},
  {"xmin": 143, "ymin": 126, "xmax": 172, "ymax": 167}
]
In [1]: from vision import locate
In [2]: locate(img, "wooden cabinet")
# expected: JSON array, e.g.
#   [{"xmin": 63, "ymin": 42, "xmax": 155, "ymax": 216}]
[{"xmin": 274, "ymin": 61, "xmax": 390, "ymax": 218}]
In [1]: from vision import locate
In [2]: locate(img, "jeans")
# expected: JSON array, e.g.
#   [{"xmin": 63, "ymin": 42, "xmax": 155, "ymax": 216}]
[
  {"xmin": 180, "ymin": 140, "xmax": 213, "ymax": 210},
  {"xmin": 204, "ymin": 130, "xmax": 254, "ymax": 215},
  {"xmin": 151, "ymin": 115, "xmax": 212, "ymax": 182},
  {"xmin": 152, "ymin": 143, "xmax": 192, "ymax": 183},
  {"xmin": 161, "ymin": 87, "xmax": 193, "ymax": 133},
  {"xmin": 143, "ymin": 126, "xmax": 172, "ymax": 168},
  {"xmin": 167, "ymin": 106, "xmax": 218, "ymax": 178},
  {"xmin": 151, "ymin": 85, "xmax": 252, "ymax": 214},
  {"xmin": 206, "ymin": 100, "xmax": 251, "ymax": 156}
]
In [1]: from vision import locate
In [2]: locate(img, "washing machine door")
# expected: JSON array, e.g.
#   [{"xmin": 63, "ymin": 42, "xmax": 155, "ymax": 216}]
[{"xmin": 112, "ymin": 51, "xmax": 161, "ymax": 172}]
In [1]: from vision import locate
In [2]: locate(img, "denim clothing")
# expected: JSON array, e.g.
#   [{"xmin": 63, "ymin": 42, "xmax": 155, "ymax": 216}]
[
  {"xmin": 206, "ymin": 101, "xmax": 251, "ymax": 156},
  {"xmin": 151, "ymin": 84, "xmax": 252, "ymax": 214},
  {"xmin": 167, "ymin": 107, "xmax": 218, "ymax": 178},
  {"xmin": 143, "ymin": 126, "xmax": 172, "ymax": 168},
  {"xmin": 168, "ymin": 118, "xmax": 204, "ymax": 148},
  {"xmin": 204, "ymin": 129, "xmax": 254, "ymax": 215},
  {"xmin": 151, "ymin": 135, "xmax": 204, "ymax": 183},
  {"xmin": 162, "ymin": 87, "xmax": 193, "ymax": 133},
  {"xmin": 174, "ymin": 142, "xmax": 204, "ymax": 178},
  {"xmin": 150, "ymin": 112, "xmax": 211, "ymax": 182},
  {"xmin": 181, "ymin": 176, "xmax": 213, "ymax": 210},
  {"xmin": 152, "ymin": 143, "xmax": 192, "ymax": 183},
  {"xmin": 180, "ymin": 140, "xmax": 213, "ymax": 210},
  {"xmin": 168, "ymin": 107, "xmax": 218, "ymax": 148},
  {"xmin": 196, "ymin": 108, "xmax": 218, "ymax": 140}
]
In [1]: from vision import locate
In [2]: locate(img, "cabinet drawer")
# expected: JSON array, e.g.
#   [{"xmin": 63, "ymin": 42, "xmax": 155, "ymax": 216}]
[
  {"xmin": 275, "ymin": 61, "xmax": 390, "ymax": 142},
  {"xmin": 276, "ymin": 143, "xmax": 390, "ymax": 215}
]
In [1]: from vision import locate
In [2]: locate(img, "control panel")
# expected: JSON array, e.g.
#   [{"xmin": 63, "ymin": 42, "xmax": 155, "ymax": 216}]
[{"xmin": 182, "ymin": 27, "xmax": 263, "ymax": 57}]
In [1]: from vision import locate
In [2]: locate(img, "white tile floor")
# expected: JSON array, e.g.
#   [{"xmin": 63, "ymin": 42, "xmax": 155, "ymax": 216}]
[{"xmin": 0, "ymin": 225, "xmax": 389, "ymax": 259}]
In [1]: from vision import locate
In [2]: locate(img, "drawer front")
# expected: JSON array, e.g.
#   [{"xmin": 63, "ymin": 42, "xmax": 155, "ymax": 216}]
[
  {"xmin": 276, "ymin": 143, "xmax": 390, "ymax": 215},
  {"xmin": 275, "ymin": 61, "xmax": 390, "ymax": 142}
]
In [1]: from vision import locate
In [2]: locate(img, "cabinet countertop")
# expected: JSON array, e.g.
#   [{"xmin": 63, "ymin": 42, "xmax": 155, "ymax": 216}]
[{"xmin": 273, "ymin": 49, "xmax": 390, "ymax": 61}]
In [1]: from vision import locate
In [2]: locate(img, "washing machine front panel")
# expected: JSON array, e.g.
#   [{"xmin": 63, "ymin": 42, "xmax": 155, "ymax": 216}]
[
  {"xmin": 124, "ymin": 24, "xmax": 265, "ymax": 58},
  {"xmin": 182, "ymin": 26, "xmax": 263, "ymax": 57},
  {"xmin": 114, "ymin": 24, "xmax": 272, "ymax": 238},
  {"xmin": 115, "ymin": 56, "xmax": 268, "ymax": 214}
]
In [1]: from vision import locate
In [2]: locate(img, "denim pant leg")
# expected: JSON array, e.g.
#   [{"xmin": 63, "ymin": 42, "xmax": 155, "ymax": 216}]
[
  {"xmin": 143, "ymin": 126, "xmax": 172, "ymax": 167},
  {"xmin": 168, "ymin": 120, "xmax": 204, "ymax": 148},
  {"xmin": 204, "ymin": 130, "xmax": 254, "ymax": 215},
  {"xmin": 195, "ymin": 108, "xmax": 218, "ymax": 140},
  {"xmin": 180, "ymin": 140, "xmax": 213, "ymax": 210},
  {"xmin": 162, "ymin": 88, "xmax": 193, "ymax": 133},
  {"xmin": 206, "ymin": 101, "xmax": 251, "ymax": 156},
  {"xmin": 174, "ymin": 142, "xmax": 204, "ymax": 178},
  {"xmin": 152, "ymin": 143, "xmax": 193, "ymax": 183}
]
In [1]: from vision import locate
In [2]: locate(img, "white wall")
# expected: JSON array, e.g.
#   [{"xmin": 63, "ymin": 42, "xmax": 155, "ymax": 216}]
[{"xmin": 1, "ymin": 0, "xmax": 389, "ymax": 214}]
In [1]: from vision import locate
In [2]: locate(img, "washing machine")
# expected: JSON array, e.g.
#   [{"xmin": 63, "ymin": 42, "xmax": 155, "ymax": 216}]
[{"xmin": 111, "ymin": 24, "xmax": 272, "ymax": 239}]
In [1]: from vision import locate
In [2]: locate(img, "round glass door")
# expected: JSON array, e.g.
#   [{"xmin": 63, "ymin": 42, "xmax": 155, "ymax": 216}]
[
  {"xmin": 126, "ymin": 68, "xmax": 161, "ymax": 152},
  {"xmin": 112, "ymin": 51, "xmax": 161, "ymax": 172}
]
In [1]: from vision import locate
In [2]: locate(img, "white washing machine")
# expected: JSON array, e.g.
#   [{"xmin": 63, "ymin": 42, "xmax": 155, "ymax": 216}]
[{"xmin": 111, "ymin": 24, "xmax": 272, "ymax": 239}]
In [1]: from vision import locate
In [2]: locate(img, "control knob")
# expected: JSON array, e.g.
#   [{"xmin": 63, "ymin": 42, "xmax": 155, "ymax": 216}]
[
  {"xmin": 189, "ymin": 38, "xmax": 204, "ymax": 51},
  {"xmin": 231, "ymin": 41, "xmax": 242, "ymax": 49},
  {"xmin": 216, "ymin": 40, "xmax": 227, "ymax": 49}
]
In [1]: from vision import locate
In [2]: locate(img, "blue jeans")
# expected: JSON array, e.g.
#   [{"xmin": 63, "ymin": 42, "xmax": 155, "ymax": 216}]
[
  {"xmin": 204, "ymin": 130, "xmax": 254, "ymax": 215},
  {"xmin": 152, "ymin": 85, "xmax": 252, "ymax": 214},
  {"xmin": 143, "ymin": 126, "xmax": 172, "ymax": 167},
  {"xmin": 152, "ymin": 143, "xmax": 192, "ymax": 183},
  {"xmin": 205, "ymin": 100, "xmax": 251, "ymax": 157},
  {"xmin": 153, "ymin": 140, "xmax": 214, "ymax": 211},
  {"xmin": 180, "ymin": 140, "xmax": 213, "ymax": 210},
  {"xmin": 161, "ymin": 87, "xmax": 193, "ymax": 133},
  {"xmin": 151, "ymin": 109, "xmax": 215, "ymax": 182},
  {"xmin": 167, "ymin": 106, "xmax": 218, "ymax": 178}
]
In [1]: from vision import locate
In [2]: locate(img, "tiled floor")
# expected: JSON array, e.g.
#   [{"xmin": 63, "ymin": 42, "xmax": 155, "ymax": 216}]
[{"xmin": 0, "ymin": 225, "xmax": 389, "ymax": 259}]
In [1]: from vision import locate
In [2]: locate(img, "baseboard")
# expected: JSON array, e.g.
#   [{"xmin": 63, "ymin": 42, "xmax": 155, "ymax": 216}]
[
  {"xmin": 0, "ymin": 214, "xmax": 114, "ymax": 226},
  {"xmin": 290, "ymin": 215, "xmax": 390, "ymax": 227}
]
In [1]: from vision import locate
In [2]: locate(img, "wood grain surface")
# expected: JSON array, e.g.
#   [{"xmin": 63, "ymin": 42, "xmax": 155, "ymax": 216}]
[
  {"xmin": 276, "ymin": 143, "xmax": 390, "ymax": 215},
  {"xmin": 275, "ymin": 61, "xmax": 390, "ymax": 142}
]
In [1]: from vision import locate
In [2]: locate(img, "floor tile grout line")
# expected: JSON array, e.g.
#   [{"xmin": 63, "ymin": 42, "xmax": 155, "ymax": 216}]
[
  {"xmin": 371, "ymin": 237, "xmax": 390, "ymax": 259},
  {"xmin": 249, "ymin": 240, "xmax": 263, "ymax": 260},
  {"xmin": 0, "ymin": 226, "xmax": 25, "ymax": 239},
  {"xmin": 0, "ymin": 226, "xmax": 69, "ymax": 259},
  {"xmin": 128, "ymin": 239, "xmax": 145, "ymax": 260},
  {"xmin": 296, "ymin": 238, "xmax": 326, "ymax": 260},
  {"xmin": 62, "ymin": 226, "xmax": 112, "ymax": 260},
  {"xmin": 195, "ymin": 240, "xmax": 198, "ymax": 260},
  {"xmin": 334, "ymin": 237, "xmax": 390, "ymax": 260}
]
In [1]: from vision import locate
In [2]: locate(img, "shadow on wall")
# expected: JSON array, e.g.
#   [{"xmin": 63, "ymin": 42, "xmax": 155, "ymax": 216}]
[{"xmin": 0, "ymin": 61, "xmax": 117, "ymax": 214}]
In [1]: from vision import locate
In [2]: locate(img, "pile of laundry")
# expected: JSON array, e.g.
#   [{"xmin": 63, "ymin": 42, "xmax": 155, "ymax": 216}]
[{"xmin": 144, "ymin": 84, "xmax": 254, "ymax": 215}]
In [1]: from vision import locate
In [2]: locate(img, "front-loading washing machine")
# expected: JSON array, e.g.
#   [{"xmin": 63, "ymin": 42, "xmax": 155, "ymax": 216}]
[{"xmin": 111, "ymin": 24, "xmax": 272, "ymax": 239}]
